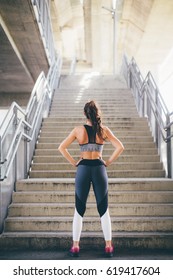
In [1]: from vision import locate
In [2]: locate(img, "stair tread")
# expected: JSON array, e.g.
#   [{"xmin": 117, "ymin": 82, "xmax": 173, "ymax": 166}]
[
  {"xmin": 12, "ymin": 190, "xmax": 173, "ymax": 194},
  {"xmin": 9, "ymin": 202, "xmax": 173, "ymax": 205},
  {"xmin": 2, "ymin": 231, "xmax": 173, "ymax": 237},
  {"xmin": 17, "ymin": 178, "xmax": 173, "ymax": 183},
  {"xmin": 6, "ymin": 216, "xmax": 173, "ymax": 220}
]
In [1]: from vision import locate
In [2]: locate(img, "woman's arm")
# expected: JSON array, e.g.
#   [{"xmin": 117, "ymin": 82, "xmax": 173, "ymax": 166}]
[
  {"xmin": 58, "ymin": 128, "xmax": 77, "ymax": 166},
  {"xmin": 104, "ymin": 126, "xmax": 125, "ymax": 167}
]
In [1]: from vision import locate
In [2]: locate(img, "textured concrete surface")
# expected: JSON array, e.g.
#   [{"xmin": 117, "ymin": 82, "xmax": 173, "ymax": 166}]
[
  {"xmin": 0, "ymin": 248, "xmax": 173, "ymax": 260},
  {"xmin": 0, "ymin": 0, "xmax": 49, "ymax": 94}
]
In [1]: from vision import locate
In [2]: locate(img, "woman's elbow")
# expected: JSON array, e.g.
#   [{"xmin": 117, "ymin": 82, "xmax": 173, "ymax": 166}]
[
  {"xmin": 120, "ymin": 144, "xmax": 125, "ymax": 153},
  {"xmin": 58, "ymin": 143, "xmax": 63, "ymax": 153}
]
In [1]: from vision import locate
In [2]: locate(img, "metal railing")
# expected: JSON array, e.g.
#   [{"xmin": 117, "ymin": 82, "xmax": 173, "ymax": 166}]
[
  {"xmin": 122, "ymin": 55, "xmax": 173, "ymax": 178},
  {"xmin": 0, "ymin": 56, "xmax": 61, "ymax": 232},
  {"xmin": 31, "ymin": 0, "xmax": 56, "ymax": 64},
  {"xmin": 0, "ymin": 58, "xmax": 61, "ymax": 182}
]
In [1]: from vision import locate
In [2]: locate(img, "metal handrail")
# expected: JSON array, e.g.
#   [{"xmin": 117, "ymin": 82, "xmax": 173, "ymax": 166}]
[
  {"xmin": 31, "ymin": 0, "xmax": 56, "ymax": 64},
  {"xmin": 0, "ymin": 58, "xmax": 61, "ymax": 181},
  {"xmin": 122, "ymin": 54, "xmax": 173, "ymax": 178},
  {"xmin": 127, "ymin": 56, "xmax": 173, "ymax": 139}
]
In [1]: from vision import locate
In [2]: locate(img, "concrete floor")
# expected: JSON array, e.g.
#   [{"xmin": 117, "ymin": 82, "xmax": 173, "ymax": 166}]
[{"xmin": 0, "ymin": 248, "xmax": 173, "ymax": 260}]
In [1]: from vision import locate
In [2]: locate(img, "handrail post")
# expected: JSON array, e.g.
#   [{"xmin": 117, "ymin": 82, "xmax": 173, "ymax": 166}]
[
  {"xmin": 13, "ymin": 106, "xmax": 18, "ymax": 188},
  {"xmin": 128, "ymin": 65, "xmax": 131, "ymax": 89},
  {"xmin": 142, "ymin": 84, "xmax": 146, "ymax": 117},
  {"xmin": 24, "ymin": 115, "xmax": 28, "ymax": 179},
  {"xmin": 166, "ymin": 114, "xmax": 172, "ymax": 178},
  {"xmin": 0, "ymin": 135, "xmax": 2, "ymax": 179},
  {"xmin": 167, "ymin": 134, "xmax": 172, "ymax": 178},
  {"xmin": 155, "ymin": 89, "xmax": 159, "ymax": 148}
]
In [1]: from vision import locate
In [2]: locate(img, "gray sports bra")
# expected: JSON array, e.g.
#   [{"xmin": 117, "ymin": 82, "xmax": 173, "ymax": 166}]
[{"xmin": 80, "ymin": 125, "xmax": 104, "ymax": 152}]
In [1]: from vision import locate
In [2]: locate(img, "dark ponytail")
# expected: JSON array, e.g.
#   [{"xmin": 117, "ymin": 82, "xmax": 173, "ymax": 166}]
[{"xmin": 84, "ymin": 100, "xmax": 105, "ymax": 140}]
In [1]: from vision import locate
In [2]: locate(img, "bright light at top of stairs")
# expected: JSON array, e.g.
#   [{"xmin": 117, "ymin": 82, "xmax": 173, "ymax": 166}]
[{"xmin": 79, "ymin": 72, "xmax": 100, "ymax": 88}]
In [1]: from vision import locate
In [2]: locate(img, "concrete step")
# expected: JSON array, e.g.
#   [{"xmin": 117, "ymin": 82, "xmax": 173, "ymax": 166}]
[
  {"xmin": 36, "ymin": 142, "xmax": 156, "ymax": 150},
  {"xmin": 50, "ymin": 99, "xmax": 137, "ymax": 104},
  {"xmin": 50, "ymin": 104, "xmax": 137, "ymax": 110},
  {"xmin": 29, "ymin": 169, "xmax": 165, "ymax": 178},
  {"xmin": 51, "ymin": 95, "xmax": 134, "ymax": 99},
  {"xmin": 43, "ymin": 117, "xmax": 148, "ymax": 123},
  {"xmin": 1, "ymin": 231, "xmax": 173, "ymax": 250},
  {"xmin": 32, "ymin": 155, "xmax": 160, "ymax": 164},
  {"xmin": 50, "ymin": 104, "xmax": 136, "ymax": 108},
  {"xmin": 41, "ymin": 123, "xmax": 149, "ymax": 129},
  {"xmin": 16, "ymin": 178, "xmax": 173, "ymax": 192},
  {"xmin": 40, "ymin": 126, "xmax": 150, "ymax": 133},
  {"xmin": 50, "ymin": 106, "xmax": 137, "ymax": 112},
  {"xmin": 53, "ymin": 95, "xmax": 133, "ymax": 100},
  {"xmin": 12, "ymin": 191, "xmax": 173, "ymax": 204},
  {"xmin": 49, "ymin": 110, "xmax": 139, "ymax": 115},
  {"xmin": 58, "ymin": 76, "xmax": 128, "ymax": 89},
  {"xmin": 4, "ymin": 216, "xmax": 173, "ymax": 232},
  {"xmin": 49, "ymin": 113, "xmax": 139, "ymax": 118},
  {"xmin": 34, "ymin": 148, "xmax": 159, "ymax": 156},
  {"xmin": 52, "ymin": 93, "xmax": 134, "ymax": 97},
  {"xmin": 49, "ymin": 110, "xmax": 138, "ymax": 115},
  {"xmin": 38, "ymin": 135, "xmax": 154, "ymax": 143},
  {"xmin": 42, "ymin": 118, "xmax": 148, "ymax": 126},
  {"xmin": 53, "ymin": 88, "xmax": 131, "ymax": 94},
  {"xmin": 8, "ymin": 203, "xmax": 173, "ymax": 217},
  {"xmin": 31, "ymin": 162, "xmax": 163, "ymax": 171},
  {"xmin": 40, "ymin": 130, "xmax": 152, "ymax": 137},
  {"xmin": 43, "ymin": 116, "xmax": 148, "ymax": 121},
  {"xmin": 54, "ymin": 94, "xmax": 134, "ymax": 98}
]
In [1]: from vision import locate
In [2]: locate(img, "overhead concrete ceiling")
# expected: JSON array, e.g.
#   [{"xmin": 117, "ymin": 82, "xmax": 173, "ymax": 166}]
[
  {"xmin": 0, "ymin": 0, "xmax": 173, "ymax": 97},
  {"xmin": 0, "ymin": 0, "xmax": 49, "ymax": 94},
  {"xmin": 50, "ymin": 0, "xmax": 173, "ymax": 76}
]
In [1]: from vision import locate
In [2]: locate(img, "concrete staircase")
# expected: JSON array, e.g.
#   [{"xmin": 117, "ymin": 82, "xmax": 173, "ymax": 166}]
[{"xmin": 1, "ymin": 75, "xmax": 173, "ymax": 250}]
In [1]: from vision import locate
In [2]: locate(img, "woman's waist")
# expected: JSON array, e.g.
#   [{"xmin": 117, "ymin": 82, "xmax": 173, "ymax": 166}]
[
  {"xmin": 77, "ymin": 157, "xmax": 105, "ymax": 166},
  {"xmin": 80, "ymin": 151, "xmax": 102, "ymax": 159}
]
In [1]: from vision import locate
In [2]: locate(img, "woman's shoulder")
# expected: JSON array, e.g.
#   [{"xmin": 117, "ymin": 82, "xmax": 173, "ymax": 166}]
[
  {"xmin": 103, "ymin": 125, "xmax": 112, "ymax": 131},
  {"xmin": 73, "ymin": 125, "xmax": 85, "ymax": 133},
  {"xmin": 102, "ymin": 125, "xmax": 114, "ymax": 139},
  {"xmin": 102, "ymin": 125, "xmax": 109, "ymax": 133},
  {"xmin": 75, "ymin": 125, "xmax": 85, "ymax": 129}
]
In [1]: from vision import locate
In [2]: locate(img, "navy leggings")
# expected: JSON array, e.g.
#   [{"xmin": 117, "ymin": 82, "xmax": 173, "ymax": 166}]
[{"xmin": 75, "ymin": 159, "xmax": 108, "ymax": 218}]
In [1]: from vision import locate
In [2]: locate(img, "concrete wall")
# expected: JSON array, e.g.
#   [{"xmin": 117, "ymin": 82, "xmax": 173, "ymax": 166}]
[
  {"xmin": 158, "ymin": 48, "xmax": 173, "ymax": 112},
  {"xmin": 118, "ymin": 0, "xmax": 173, "ymax": 113},
  {"xmin": 135, "ymin": 0, "xmax": 173, "ymax": 80},
  {"xmin": 0, "ymin": 92, "xmax": 31, "ymax": 108}
]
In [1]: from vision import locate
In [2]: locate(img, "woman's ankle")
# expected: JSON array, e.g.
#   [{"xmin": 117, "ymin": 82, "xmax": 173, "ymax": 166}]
[
  {"xmin": 73, "ymin": 241, "xmax": 80, "ymax": 248},
  {"xmin": 105, "ymin": 240, "xmax": 112, "ymax": 248}
]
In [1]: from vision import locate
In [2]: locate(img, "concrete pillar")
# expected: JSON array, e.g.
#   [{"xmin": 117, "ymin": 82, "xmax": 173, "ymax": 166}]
[
  {"xmin": 83, "ymin": 0, "xmax": 92, "ymax": 64},
  {"xmin": 91, "ymin": 0, "xmax": 113, "ymax": 73}
]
